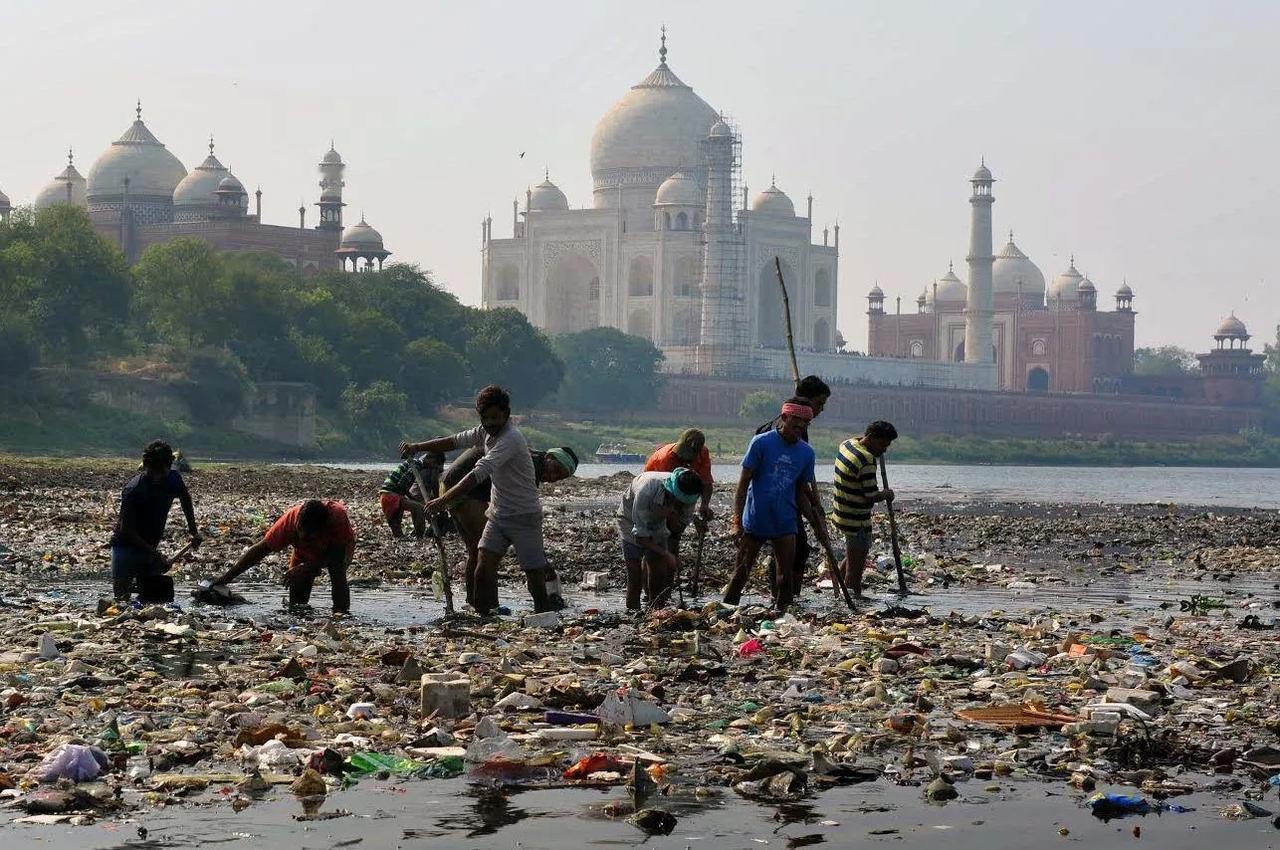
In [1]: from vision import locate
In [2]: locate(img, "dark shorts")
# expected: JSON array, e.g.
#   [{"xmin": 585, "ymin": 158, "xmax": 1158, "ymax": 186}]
[
  {"xmin": 111, "ymin": 546, "xmax": 161, "ymax": 580},
  {"xmin": 620, "ymin": 537, "xmax": 673, "ymax": 561}
]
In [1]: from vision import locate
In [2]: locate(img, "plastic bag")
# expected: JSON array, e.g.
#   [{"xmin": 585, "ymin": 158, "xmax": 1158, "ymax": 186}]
[{"xmin": 36, "ymin": 744, "xmax": 110, "ymax": 782}]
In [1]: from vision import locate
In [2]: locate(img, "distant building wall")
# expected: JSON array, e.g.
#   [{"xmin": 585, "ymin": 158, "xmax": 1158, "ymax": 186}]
[
  {"xmin": 653, "ymin": 375, "xmax": 1260, "ymax": 440},
  {"xmin": 232, "ymin": 381, "xmax": 317, "ymax": 448}
]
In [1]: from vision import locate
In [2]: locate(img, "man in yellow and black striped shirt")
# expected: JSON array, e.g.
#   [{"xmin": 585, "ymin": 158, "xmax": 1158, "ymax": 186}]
[{"xmin": 832, "ymin": 420, "xmax": 898, "ymax": 597}]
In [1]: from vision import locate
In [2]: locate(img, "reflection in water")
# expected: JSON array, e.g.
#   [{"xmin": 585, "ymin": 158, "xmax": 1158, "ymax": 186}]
[{"xmin": 434, "ymin": 786, "xmax": 535, "ymax": 838}]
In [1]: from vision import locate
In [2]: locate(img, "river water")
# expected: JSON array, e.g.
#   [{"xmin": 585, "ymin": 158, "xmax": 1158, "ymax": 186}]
[{"xmin": 317, "ymin": 461, "xmax": 1280, "ymax": 510}]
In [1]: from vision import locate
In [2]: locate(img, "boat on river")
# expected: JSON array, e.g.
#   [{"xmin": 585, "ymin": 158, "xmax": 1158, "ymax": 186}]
[{"xmin": 594, "ymin": 442, "xmax": 645, "ymax": 464}]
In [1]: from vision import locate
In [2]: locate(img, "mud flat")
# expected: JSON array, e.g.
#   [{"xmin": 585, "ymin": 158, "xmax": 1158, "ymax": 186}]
[{"xmin": 1, "ymin": 458, "xmax": 1278, "ymax": 848}]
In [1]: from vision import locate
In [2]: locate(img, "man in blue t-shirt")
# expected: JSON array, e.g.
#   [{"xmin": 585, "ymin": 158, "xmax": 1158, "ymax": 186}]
[
  {"xmin": 110, "ymin": 440, "xmax": 202, "ymax": 603},
  {"xmin": 725, "ymin": 397, "xmax": 832, "ymax": 612}
]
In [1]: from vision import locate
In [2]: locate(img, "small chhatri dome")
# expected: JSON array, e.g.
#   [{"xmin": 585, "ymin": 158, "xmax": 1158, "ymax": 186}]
[
  {"xmin": 35, "ymin": 148, "xmax": 88, "ymax": 210},
  {"xmin": 1049, "ymin": 257, "xmax": 1083, "ymax": 302},
  {"xmin": 173, "ymin": 136, "xmax": 229, "ymax": 207},
  {"xmin": 1116, "ymin": 281, "xmax": 1134, "ymax": 297},
  {"xmin": 992, "ymin": 231, "xmax": 1046, "ymax": 297},
  {"xmin": 868, "ymin": 283, "xmax": 885, "ymax": 298},
  {"xmin": 751, "ymin": 178, "xmax": 795, "ymax": 217},
  {"xmin": 86, "ymin": 101, "xmax": 187, "ymax": 204},
  {"xmin": 217, "ymin": 172, "xmax": 246, "ymax": 195},
  {"xmin": 1077, "ymin": 275, "xmax": 1096, "ymax": 293},
  {"xmin": 929, "ymin": 263, "xmax": 967, "ymax": 304},
  {"xmin": 709, "ymin": 117, "xmax": 731, "ymax": 138},
  {"xmin": 972, "ymin": 158, "xmax": 993, "ymax": 181},
  {"xmin": 1215, "ymin": 313, "xmax": 1248, "ymax": 338},
  {"xmin": 340, "ymin": 215, "xmax": 385, "ymax": 249},
  {"xmin": 528, "ymin": 173, "xmax": 569, "ymax": 211},
  {"xmin": 654, "ymin": 171, "xmax": 701, "ymax": 206},
  {"xmin": 322, "ymin": 142, "xmax": 343, "ymax": 164}
]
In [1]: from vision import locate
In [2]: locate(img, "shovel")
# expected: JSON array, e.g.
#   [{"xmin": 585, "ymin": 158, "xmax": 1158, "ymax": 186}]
[{"xmin": 407, "ymin": 457, "xmax": 454, "ymax": 615}]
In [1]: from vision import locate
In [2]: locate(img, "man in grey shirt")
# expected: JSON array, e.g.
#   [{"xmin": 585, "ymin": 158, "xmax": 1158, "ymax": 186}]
[
  {"xmin": 400, "ymin": 385, "xmax": 551, "ymax": 614},
  {"xmin": 618, "ymin": 468, "xmax": 703, "ymax": 609}
]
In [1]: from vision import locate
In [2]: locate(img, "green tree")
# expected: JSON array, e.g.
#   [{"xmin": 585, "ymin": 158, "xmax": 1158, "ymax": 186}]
[
  {"xmin": 132, "ymin": 238, "xmax": 228, "ymax": 348},
  {"xmin": 341, "ymin": 380, "xmax": 409, "ymax": 442},
  {"xmin": 1134, "ymin": 345, "xmax": 1198, "ymax": 376},
  {"xmin": 0, "ymin": 317, "xmax": 37, "ymax": 383},
  {"xmin": 0, "ymin": 205, "xmax": 130, "ymax": 363},
  {"xmin": 551, "ymin": 327, "xmax": 665, "ymax": 411},
  {"xmin": 169, "ymin": 348, "xmax": 252, "ymax": 425},
  {"xmin": 465, "ymin": 308, "xmax": 564, "ymax": 408},
  {"xmin": 739, "ymin": 390, "xmax": 781, "ymax": 421},
  {"xmin": 398, "ymin": 338, "xmax": 470, "ymax": 414}
]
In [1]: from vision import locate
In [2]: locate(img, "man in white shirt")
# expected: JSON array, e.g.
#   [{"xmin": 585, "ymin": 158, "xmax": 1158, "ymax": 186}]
[
  {"xmin": 618, "ymin": 468, "xmax": 703, "ymax": 609},
  {"xmin": 400, "ymin": 385, "xmax": 551, "ymax": 614}
]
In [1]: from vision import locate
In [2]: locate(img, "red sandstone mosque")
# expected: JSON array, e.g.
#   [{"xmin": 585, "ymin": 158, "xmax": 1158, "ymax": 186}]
[{"xmin": 13, "ymin": 102, "xmax": 391, "ymax": 272}]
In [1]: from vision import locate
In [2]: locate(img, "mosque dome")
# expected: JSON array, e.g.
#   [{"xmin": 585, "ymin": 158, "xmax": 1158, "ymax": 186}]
[
  {"xmin": 340, "ymin": 217, "xmax": 385, "ymax": 249},
  {"xmin": 86, "ymin": 104, "xmax": 187, "ymax": 205},
  {"xmin": 992, "ymin": 233, "xmax": 1045, "ymax": 297},
  {"xmin": 173, "ymin": 140, "xmax": 229, "ymax": 207},
  {"xmin": 322, "ymin": 144, "xmax": 343, "ymax": 165},
  {"xmin": 217, "ymin": 173, "xmax": 246, "ymax": 195},
  {"xmin": 751, "ymin": 180, "xmax": 795, "ymax": 217},
  {"xmin": 34, "ymin": 152, "xmax": 88, "ymax": 210},
  {"xmin": 709, "ymin": 118, "xmax": 731, "ymax": 138},
  {"xmin": 1116, "ymin": 282, "xmax": 1133, "ymax": 297},
  {"xmin": 1049, "ymin": 259, "xmax": 1083, "ymax": 303},
  {"xmin": 654, "ymin": 171, "xmax": 701, "ymax": 206},
  {"xmin": 1077, "ymin": 276, "xmax": 1096, "ymax": 293},
  {"xmin": 868, "ymin": 283, "xmax": 884, "ymax": 298},
  {"xmin": 589, "ymin": 36, "xmax": 720, "ymax": 198},
  {"xmin": 926, "ymin": 264, "xmax": 967, "ymax": 307},
  {"xmin": 1215, "ymin": 314, "xmax": 1248, "ymax": 338},
  {"xmin": 972, "ymin": 162, "xmax": 993, "ymax": 181},
  {"xmin": 528, "ymin": 176, "xmax": 569, "ymax": 211}
]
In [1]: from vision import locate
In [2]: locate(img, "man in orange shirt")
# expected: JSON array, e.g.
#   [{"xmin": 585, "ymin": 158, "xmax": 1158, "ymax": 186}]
[
  {"xmin": 643, "ymin": 429, "xmax": 714, "ymax": 561},
  {"xmin": 207, "ymin": 499, "xmax": 356, "ymax": 613}
]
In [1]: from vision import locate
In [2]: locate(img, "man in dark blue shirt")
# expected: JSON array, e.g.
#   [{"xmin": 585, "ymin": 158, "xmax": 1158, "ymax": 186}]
[{"xmin": 110, "ymin": 440, "xmax": 201, "ymax": 603}]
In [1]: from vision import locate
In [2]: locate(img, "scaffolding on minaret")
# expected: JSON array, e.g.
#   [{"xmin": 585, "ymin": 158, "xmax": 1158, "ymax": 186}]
[{"xmin": 695, "ymin": 115, "xmax": 748, "ymax": 376}]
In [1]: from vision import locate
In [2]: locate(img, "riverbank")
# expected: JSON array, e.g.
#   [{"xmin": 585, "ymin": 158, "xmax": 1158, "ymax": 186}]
[{"xmin": 1, "ymin": 458, "xmax": 1278, "ymax": 848}]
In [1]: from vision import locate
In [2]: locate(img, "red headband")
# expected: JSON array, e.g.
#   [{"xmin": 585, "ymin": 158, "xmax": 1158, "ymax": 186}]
[{"xmin": 780, "ymin": 402, "xmax": 814, "ymax": 421}]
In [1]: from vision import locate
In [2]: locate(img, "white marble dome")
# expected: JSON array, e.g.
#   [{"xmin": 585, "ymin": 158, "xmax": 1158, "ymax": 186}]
[
  {"xmin": 217, "ymin": 173, "xmax": 246, "ymax": 195},
  {"xmin": 35, "ymin": 155, "xmax": 88, "ymax": 210},
  {"xmin": 654, "ymin": 171, "xmax": 701, "ymax": 206},
  {"xmin": 1216, "ymin": 314, "xmax": 1248, "ymax": 337},
  {"xmin": 87, "ymin": 107, "xmax": 187, "ymax": 204},
  {"xmin": 751, "ymin": 180, "xmax": 795, "ymax": 217},
  {"xmin": 1049, "ymin": 259, "xmax": 1083, "ymax": 303},
  {"xmin": 992, "ymin": 233, "xmax": 1045, "ymax": 298},
  {"xmin": 1077, "ymin": 276, "xmax": 1096, "ymax": 293},
  {"xmin": 322, "ymin": 144, "xmax": 343, "ymax": 165},
  {"xmin": 173, "ymin": 143, "xmax": 229, "ymax": 207},
  {"xmin": 340, "ymin": 217, "xmax": 384, "ymax": 248},
  {"xmin": 590, "ymin": 46, "xmax": 719, "ymax": 196},
  {"xmin": 927, "ymin": 265, "xmax": 967, "ymax": 307},
  {"xmin": 528, "ymin": 176, "xmax": 569, "ymax": 211}
]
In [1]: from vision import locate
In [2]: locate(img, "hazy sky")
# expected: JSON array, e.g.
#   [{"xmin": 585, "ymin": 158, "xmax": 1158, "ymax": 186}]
[{"xmin": 3, "ymin": 1, "xmax": 1276, "ymax": 352}]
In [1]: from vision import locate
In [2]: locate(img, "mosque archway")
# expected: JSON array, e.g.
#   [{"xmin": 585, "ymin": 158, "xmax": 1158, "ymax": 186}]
[
  {"xmin": 628, "ymin": 307, "xmax": 652, "ymax": 339},
  {"xmin": 675, "ymin": 211, "xmax": 689, "ymax": 230},
  {"xmin": 757, "ymin": 258, "xmax": 793, "ymax": 348},
  {"xmin": 814, "ymin": 268, "xmax": 832, "ymax": 307},
  {"xmin": 628, "ymin": 256, "xmax": 653, "ymax": 297},
  {"xmin": 1027, "ymin": 367, "xmax": 1050, "ymax": 392},
  {"xmin": 545, "ymin": 253, "xmax": 600, "ymax": 334},
  {"xmin": 813, "ymin": 318, "xmax": 830, "ymax": 351},
  {"xmin": 495, "ymin": 264, "xmax": 519, "ymax": 301}
]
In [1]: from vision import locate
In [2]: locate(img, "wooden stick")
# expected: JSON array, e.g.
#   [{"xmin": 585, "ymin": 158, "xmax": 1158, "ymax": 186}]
[
  {"xmin": 774, "ymin": 256, "xmax": 801, "ymax": 384},
  {"xmin": 408, "ymin": 459, "xmax": 454, "ymax": 615},
  {"xmin": 878, "ymin": 456, "xmax": 909, "ymax": 596},
  {"xmin": 691, "ymin": 525, "xmax": 706, "ymax": 599},
  {"xmin": 820, "ymin": 540, "xmax": 859, "ymax": 613}
]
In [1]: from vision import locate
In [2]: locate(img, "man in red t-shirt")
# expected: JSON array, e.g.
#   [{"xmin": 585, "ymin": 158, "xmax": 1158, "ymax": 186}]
[
  {"xmin": 643, "ymin": 429, "xmax": 714, "ymax": 560},
  {"xmin": 208, "ymin": 500, "xmax": 356, "ymax": 613}
]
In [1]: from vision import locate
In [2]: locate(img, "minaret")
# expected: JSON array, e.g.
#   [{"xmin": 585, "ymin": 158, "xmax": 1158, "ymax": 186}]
[
  {"xmin": 964, "ymin": 159, "xmax": 995, "ymax": 364},
  {"xmin": 696, "ymin": 118, "xmax": 743, "ymax": 375},
  {"xmin": 316, "ymin": 141, "xmax": 345, "ymax": 232}
]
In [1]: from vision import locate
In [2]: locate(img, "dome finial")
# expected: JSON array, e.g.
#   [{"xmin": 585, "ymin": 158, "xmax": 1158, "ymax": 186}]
[
  {"xmin": 136, "ymin": 99, "xmax": 142, "ymax": 121},
  {"xmin": 659, "ymin": 24, "xmax": 667, "ymax": 64},
  {"xmin": 67, "ymin": 147, "xmax": 74, "ymax": 166},
  {"xmin": 544, "ymin": 166, "xmax": 550, "ymax": 181},
  {"xmin": 1008, "ymin": 228, "xmax": 1014, "ymax": 242},
  {"xmin": 209, "ymin": 134, "xmax": 215, "ymax": 156},
  {"xmin": 948, "ymin": 259, "xmax": 954, "ymax": 272}
]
